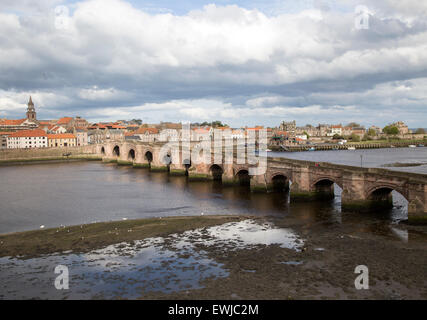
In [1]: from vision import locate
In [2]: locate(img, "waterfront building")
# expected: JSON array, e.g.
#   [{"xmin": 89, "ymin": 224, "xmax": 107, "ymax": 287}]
[
  {"xmin": 7, "ymin": 129, "xmax": 48, "ymax": 149},
  {"xmin": 280, "ymin": 121, "xmax": 297, "ymax": 136},
  {"xmin": 47, "ymin": 133, "xmax": 76, "ymax": 147},
  {"xmin": 74, "ymin": 129, "xmax": 88, "ymax": 146},
  {"xmin": 0, "ymin": 132, "xmax": 13, "ymax": 149},
  {"xmin": 391, "ymin": 121, "xmax": 410, "ymax": 134}
]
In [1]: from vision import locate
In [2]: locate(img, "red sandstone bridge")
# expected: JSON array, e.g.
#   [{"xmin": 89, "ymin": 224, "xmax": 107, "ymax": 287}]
[{"xmin": 97, "ymin": 141, "xmax": 427, "ymax": 222}]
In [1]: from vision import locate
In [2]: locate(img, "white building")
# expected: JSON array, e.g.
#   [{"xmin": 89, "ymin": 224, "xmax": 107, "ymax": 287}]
[{"xmin": 7, "ymin": 129, "xmax": 48, "ymax": 149}]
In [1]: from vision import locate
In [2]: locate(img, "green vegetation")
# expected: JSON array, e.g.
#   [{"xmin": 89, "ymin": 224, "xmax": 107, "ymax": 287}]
[
  {"xmin": 383, "ymin": 125, "xmax": 399, "ymax": 135},
  {"xmin": 350, "ymin": 133, "xmax": 361, "ymax": 142},
  {"xmin": 415, "ymin": 128, "xmax": 426, "ymax": 134},
  {"xmin": 193, "ymin": 120, "xmax": 228, "ymax": 128},
  {"xmin": 332, "ymin": 134, "xmax": 344, "ymax": 140},
  {"xmin": 367, "ymin": 128, "xmax": 377, "ymax": 136}
]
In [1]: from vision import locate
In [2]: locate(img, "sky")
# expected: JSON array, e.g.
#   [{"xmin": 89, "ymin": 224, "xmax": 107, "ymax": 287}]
[{"xmin": 0, "ymin": 0, "xmax": 427, "ymax": 128}]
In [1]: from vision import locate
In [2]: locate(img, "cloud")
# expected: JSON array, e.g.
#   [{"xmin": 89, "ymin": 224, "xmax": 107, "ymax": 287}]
[{"xmin": 0, "ymin": 0, "xmax": 426, "ymax": 127}]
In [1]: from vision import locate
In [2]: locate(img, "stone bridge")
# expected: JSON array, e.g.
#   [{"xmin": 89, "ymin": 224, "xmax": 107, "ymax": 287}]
[{"xmin": 97, "ymin": 141, "xmax": 427, "ymax": 222}]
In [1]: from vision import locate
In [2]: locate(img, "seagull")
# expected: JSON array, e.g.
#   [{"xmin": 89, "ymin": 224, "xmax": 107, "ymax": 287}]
[
  {"xmin": 40, "ymin": 225, "xmax": 45, "ymax": 229},
  {"xmin": 201, "ymin": 212, "xmax": 204, "ymax": 216},
  {"xmin": 122, "ymin": 218, "xmax": 128, "ymax": 221}
]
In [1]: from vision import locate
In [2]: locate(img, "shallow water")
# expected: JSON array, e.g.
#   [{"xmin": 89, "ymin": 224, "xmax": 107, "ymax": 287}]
[{"xmin": 0, "ymin": 220, "xmax": 303, "ymax": 299}]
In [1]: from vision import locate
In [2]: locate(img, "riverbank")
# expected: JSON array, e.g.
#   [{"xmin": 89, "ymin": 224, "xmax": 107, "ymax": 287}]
[
  {"xmin": 0, "ymin": 154, "xmax": 102, "ymax": 166},
  {"xmin": 0, "ymin": 215, "xmax": 247, "ymax": 258}
]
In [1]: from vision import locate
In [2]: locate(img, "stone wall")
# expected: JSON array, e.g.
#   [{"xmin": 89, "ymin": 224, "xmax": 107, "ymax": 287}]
[{"xmin": 0, "ymin": 145, "xmax": 97, "ymax": 161}]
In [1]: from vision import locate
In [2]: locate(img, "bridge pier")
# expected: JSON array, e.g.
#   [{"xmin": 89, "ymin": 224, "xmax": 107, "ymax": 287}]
[
  {"xmin": 250, "ymin": 174, "xmax": 269, "ymax": 193},
  {"xmin": 407, "ymin": 184, "xmax": 427, "ymax": 223},
  {"xmin": 150, "ymin": 145, "xmax": 169, "ymax": 172},
  {"xmin": 290, "ymin": 167, "xmax": 335, "ymax": 201},
  {"xmin": 188, "ymin": 164, "xmax": 213, "ymax": 181},
  {"xmin": 169, "ymin": 162, "xmax": 187, "ymax": 176},
  {"xmin": 133, "ymin": 145, "xmax": 150, "ymax": 168}
]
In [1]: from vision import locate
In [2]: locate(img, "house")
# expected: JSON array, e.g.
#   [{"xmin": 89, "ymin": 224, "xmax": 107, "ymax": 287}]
[
  {"xmin": 57, "ymin": 117, "xmax": 74, "ymax": 128},
  {"xmin": 47, "ymin": 133, "xmax": 76, "ymax": 147},
  {"xmin": 0, "ymin": 132, "xmax": 13, "ymax": 149},
  {"xmin": 74, "ymin": 129, "xmax": 88, "ymax": 146},
  {"xmin": 7, "ymin": 129, "xmax": 48, "ymax": 149}
]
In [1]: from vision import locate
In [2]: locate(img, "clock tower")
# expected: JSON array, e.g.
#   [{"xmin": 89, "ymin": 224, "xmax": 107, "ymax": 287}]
[{"xmin": 26, "ymin": 96, "xmax": 37, "ymax": 121}]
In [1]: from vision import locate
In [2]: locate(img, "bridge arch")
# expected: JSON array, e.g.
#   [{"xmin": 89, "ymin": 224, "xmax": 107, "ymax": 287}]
[
  {"xmin": 100, "ymin": 146, "xmax": 105, "ymax": 155},
  {"xmin": 128, "ymin": 149, "xmax": 136, "ymax": 161},
  {"xmin": 210, "ymin": 164, "xmax": 224, "ymax": 181},
  {"xmin": 113, "ymin": 145, "xmax": 120, "ymax": 157},
  {"xmin": 271, "ymin": 173, "xmax": 290, "ymax": 192},
  {"xmin": 366, "ymin": 185, "xmax": 408, "ymax": 201},
  {"xmin": 311, "ymin": 177, "xmax": 340, "ymax": 200},
  {"xmin": 144, "ymin": 150, "xmax": 153, "ymax": 163},
  {"xmin": 235, "ymin": 169, "xmax": 251, "ymax": 186}
]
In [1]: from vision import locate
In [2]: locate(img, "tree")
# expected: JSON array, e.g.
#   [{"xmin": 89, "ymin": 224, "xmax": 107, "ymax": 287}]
[
  {"xmin": 347, "ymin": 122, "xmax": 361, "ymax": 128},
  {"xmin": 332, "ymin": 134, "xmax": 343, "ymax": 140},
  {"xmin": 350, "ymin": 133, "xmax": 361, "ymax": 142},
  {"xmin": 303, "ymin": 131, "xmax": 310, "ymax": 139},
  {"xmin": 367, "ymin": 128, "xmax": 377, "ymax": 136},
  {"xmin": 415, "ymin": 128, "xmax": 426, "ymax": 134},
  {"xmin": 383, "ymin": 125, "xmax": 399, "ymax": 135}
]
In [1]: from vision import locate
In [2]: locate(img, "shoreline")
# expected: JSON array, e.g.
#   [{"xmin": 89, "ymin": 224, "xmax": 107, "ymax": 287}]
[
  {"xmin": 0, "ymin": 155, "xmax": 102, "ymax": 166},
  {"xmin": 0, "ymin": 215, "xmax": 248, "ymax": 258}
]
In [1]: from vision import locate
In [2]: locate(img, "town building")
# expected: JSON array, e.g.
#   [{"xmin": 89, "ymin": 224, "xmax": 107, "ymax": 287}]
[
  {"xmin": 0, "ymin": 132, "xmax": 13, "ymax": 149},
  {"xmin": 74, "ymin": 129, "xmax": 88, "ymax": 146},
  {"xmin": 47, "ymin": 133, "xmax": 76, "ymax": 147},
  {"xmin": 0, "ymin": 97, "xmax": 39, "ymax": 132},
  {"xmin": 7, "ymin": 129, "xmax": 48, "ymax": 149},
  {"xmin": 280, "ymin": 121, "xmax": 297, "ymax": 136},
  {"xmin": 391, "ymin": 121, "xmax": 410, "ymax": 134}
]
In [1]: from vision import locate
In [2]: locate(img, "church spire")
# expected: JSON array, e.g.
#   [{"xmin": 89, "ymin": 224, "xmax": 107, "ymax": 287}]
[{"xmin": 26, "ymin": 96, "xmax": 36, "ymax": 121}]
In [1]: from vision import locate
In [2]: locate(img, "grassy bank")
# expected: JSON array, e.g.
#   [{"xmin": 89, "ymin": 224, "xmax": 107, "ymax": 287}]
[{"xmin": 0, "ymin": 215, "xmax": 247, "ymax": 258}]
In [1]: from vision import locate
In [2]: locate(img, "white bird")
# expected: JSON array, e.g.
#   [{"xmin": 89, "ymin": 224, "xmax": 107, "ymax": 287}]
[
  {"xmin": 201, "ymin": 212, "xmax": 204, "ymax": 216},
  {"xmin": 122, "ymin": 218, "xmax": 128, "ymax": 221},
  {"xmin": 40, "ymin": 225, "xmax": 45, "ymax": 229}
]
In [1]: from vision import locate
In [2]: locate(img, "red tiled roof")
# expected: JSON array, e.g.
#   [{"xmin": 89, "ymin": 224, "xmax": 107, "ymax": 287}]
[
  {"xmin": 0, "ymin": 131, "xmax": 14, "ymax": 136},
  {"xmin": 9, "ymin": 129, "xmax": 47, "ymax": 138},
  {"xmin": 57, "ymin": 117, "xmax": 73, "ymax": 125},
  {"xmin": 47, "ymin": 133, "xmax": 76, "ymax": 139},
  {"xmin": 0, "ymin": 119, "xmax": 26, "ymax": 126},
  {"xmin": 136, "ymin": 127, "xmax": 159, "ymax": 134}
]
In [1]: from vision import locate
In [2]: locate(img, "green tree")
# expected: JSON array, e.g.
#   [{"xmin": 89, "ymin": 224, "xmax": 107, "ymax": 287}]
[
  {"xmin": 332, "ymin": 134, "xmax": 343, "ymax": 140},
  {"xmin": 415, "ymin": 128, "xmax": 426, "ymax": 134},
  {"xmin": 383, "ymin": 125, "xmax": 399, "ymax": 135},
  {"xmin": 303, "ymin": 131, "xmax": 310, "ymax": 139},
  {"xmin": 367, "ymin": 128, "xmax": 376, "ymax": 136},
  {"xmin": 347, "ymin": 122, "xmax": 361, "ymax": 128},
  {"xmin": 350, "ymin": 133, "xmax": 361, "ymax": 142}
]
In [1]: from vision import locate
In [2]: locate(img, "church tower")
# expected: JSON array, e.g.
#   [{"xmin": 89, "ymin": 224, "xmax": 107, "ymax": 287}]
[{"xmin": 26, "ymin": 96, "xmax": 37, "ymax": 121}]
